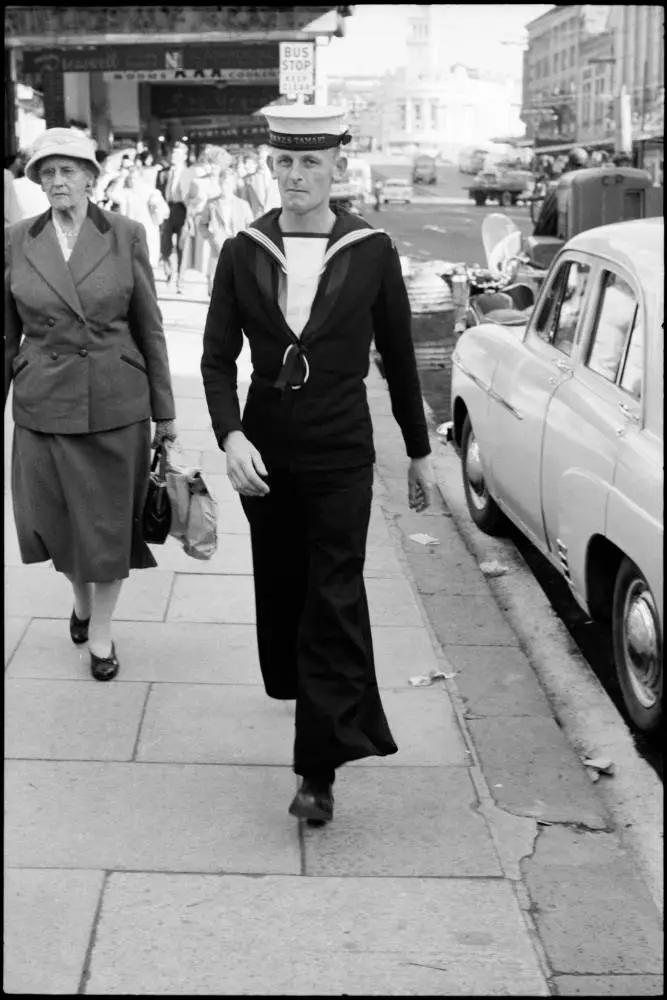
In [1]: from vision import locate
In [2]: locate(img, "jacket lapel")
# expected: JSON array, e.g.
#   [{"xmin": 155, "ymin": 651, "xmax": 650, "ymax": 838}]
[
  {"xmin": 24, "ymin": 211, "xmax": 84, "ymax": 318},
  {"xmin": 68, "ymin": 214, "xmax": 112, "ymax": 287}
]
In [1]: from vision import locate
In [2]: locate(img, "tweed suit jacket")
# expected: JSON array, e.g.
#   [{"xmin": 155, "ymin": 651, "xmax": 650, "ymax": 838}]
[{"xmin": 4, "ymin": 200, "xmax": 175, "ymax": 434}]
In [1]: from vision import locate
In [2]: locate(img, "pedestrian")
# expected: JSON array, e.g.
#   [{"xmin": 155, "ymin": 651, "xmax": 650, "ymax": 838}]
[
  {"xmin": 533, "ymin": 146, "xmax": 589, "ymax": 237},
  {"xmin": 201, "ymin": 104, "xmax": 434, "ymax": 824},
  {"xmin": 156, "ymin": 140, "xmax": 191, "ymax": 292},
  {"xmin": 4, "ymin": 127, "xmax": 177, "ymax": 681},
  {"xmin": 199, "ymin": 164, "xmax": 253, "ymax": 296},
  {"xmin": 115, "ymin": 167, "xmax": 166, "ymax": 270},
  {"xmin": 373, "ymin": 178, "xmax": 383, "ymax": 212},
  {"xmin": 178, "ymin": 145, "xmax": 227, "ymax": 287},
  {"xmin": 254, "ymin": 144, "xmax": 282, "ymax": 213},
  {"xmin": 4, "ymin": 155, "xmax": 22, "ymax": 226},
  {"xmin": 12, "ymin": 150, "xmax": 51, "ymax": 220},
  {"xmin": 235, "ymin": 152, "xmax": 264, "ymax": 219}
]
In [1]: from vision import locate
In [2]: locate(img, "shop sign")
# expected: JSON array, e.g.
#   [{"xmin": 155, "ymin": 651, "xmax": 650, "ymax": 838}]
[
  {"xmin": 103, "ymin": 67, "xmax": 278, "ymax": 84},
  {"xmin": 22, "ymin": 42, "xmax": 279, "ymax": 75},
  {"xmin": 150, "ymin": 84, "xmax": 278, "ymax": 120}
]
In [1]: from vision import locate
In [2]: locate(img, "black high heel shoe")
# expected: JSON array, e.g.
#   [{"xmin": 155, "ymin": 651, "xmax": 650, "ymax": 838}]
[
  {"xmin": 70, "ymin": 609, "xmax": 90, "ymax": 645},
  {"xmin": 90, "ymin": 642, "xmax": 120, "ymax": 682}
]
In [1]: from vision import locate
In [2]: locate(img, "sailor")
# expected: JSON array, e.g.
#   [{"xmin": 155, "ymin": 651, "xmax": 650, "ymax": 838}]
[{"xmin": 201, "ymin": 103, "xmax": 434, "ymax": 825}]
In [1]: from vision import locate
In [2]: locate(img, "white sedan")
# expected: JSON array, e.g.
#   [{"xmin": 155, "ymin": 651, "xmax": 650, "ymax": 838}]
[
  {"xmin": 448, "ymin": 218, "xmax": 663, "ymax": 733},
  {"xmin": 381, "ymin": 178, "xmax": 414, "ymax": 204}
]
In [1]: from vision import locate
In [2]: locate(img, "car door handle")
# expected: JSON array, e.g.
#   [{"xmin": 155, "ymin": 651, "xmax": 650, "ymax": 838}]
[
  {"xmin": 618, "ymin": 402, "xmax": 640, "ymax": 423},
  {"xmin": 554, "ymin": 359, "xmax": 573, "ymax": 374}
]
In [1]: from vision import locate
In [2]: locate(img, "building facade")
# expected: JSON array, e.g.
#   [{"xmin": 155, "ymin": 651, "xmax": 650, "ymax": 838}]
[
  {"xmin": 5, "ymin": 6, "xmax": 353, "ymax": 155},
  {"xmin": 522, "ymin": 4, "xmax": 663, "ymax": 177}
]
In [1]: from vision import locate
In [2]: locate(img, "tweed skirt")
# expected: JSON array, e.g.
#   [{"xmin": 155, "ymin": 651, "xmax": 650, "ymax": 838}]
[{"xmin": 11, "ymin": 420, "xmax": 157, "ymax": 582}]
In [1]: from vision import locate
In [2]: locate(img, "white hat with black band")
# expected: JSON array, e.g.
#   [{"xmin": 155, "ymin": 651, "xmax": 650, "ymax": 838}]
[{"xmin": 260, "ymin": 103, "xmax": 352, "ymax": 151}]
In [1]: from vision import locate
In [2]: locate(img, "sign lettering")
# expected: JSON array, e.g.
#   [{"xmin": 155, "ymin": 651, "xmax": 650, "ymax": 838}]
[{"xmin": 279, "ymin": 41, "xmax": 315, "ymax": 96}]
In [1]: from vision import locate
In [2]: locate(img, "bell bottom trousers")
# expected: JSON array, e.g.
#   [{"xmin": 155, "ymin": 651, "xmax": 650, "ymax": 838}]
[{"xmin": 241, "ymin": 465, "xmax": 398, "ymax": 778}]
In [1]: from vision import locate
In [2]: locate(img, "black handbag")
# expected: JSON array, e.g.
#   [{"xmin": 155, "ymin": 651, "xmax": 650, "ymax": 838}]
[{"xmin": 143, "ymin": 446, "xmax": 172, "ymax": 545}]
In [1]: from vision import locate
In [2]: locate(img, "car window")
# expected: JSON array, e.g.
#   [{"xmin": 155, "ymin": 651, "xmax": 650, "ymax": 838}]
[
  {"xmin": 533, "ymin": 260, "xmax": 590, "ymax": 356},
  {"xmin": 618, "ymin": 312, "xmax": 644, "ymax": 400},
  {"xmin": 586, "ymin": 272, "xmax": 638, "ymax": 385}
]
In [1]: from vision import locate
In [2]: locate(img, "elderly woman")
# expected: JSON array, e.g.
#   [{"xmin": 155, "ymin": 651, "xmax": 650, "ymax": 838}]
[{"xmin": 4, "ymin": 128, "xmax": 177, "ymax": 680}]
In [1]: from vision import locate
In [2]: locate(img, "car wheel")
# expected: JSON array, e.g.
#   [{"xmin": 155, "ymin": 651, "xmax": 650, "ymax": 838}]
[
  {"xmin": 612, "ymin": 558, "xmax": 662, "ymax": 733},
  {"xmin": 474, "ymin": 193, "xmax": 486, "ymax": 207},
  {"xmin": 460, "ymin": 415, "xmax": 505, "ymax": 534}
]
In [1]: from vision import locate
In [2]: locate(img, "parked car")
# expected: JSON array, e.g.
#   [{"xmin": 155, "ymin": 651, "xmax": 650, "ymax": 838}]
[
  {"xmin": 381, "ymin": 178, "xmax": 414, "ymax": 204},
  {"xmin": 468, "ymin": 168, "xmax": 533, "ymax": 207},
  {"xmin": 447, "ymin": 218, "xmax": 663, "ymax": 733}
]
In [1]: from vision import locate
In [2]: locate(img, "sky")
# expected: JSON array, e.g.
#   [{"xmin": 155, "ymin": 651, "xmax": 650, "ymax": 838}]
[{"xmin": 319, "ymin": 4, "xmax": 553, "ymax": 79}]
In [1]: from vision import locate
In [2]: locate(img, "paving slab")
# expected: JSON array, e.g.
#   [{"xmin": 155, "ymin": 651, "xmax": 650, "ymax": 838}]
[
  {"xmin": 348, "ymin": 687, "xmax": 467, "ymax": 766},
  {"xmin": 302, "ymin": 767, "xmax": 500, "ymax": 877},
  {"xmin": 553, "ymin": 974, "xmax": 664, "ymax": 996},
  {"xmin": 3, "ymin": 867, "xmax": 104, "ymax": 995},
  {"xmin": 468, "ymin": 716, "xmax": 610, "ymax": 829},
  {"xmin": 172, "ymin": 427, "xmax": 220, "ymax": 452},
  {"xmin": 6, "ymin": 761, "xmax": 300, "ymax": 874},
  {"xmin": 4, "ymin": 616, "xmax": 30, "ymax": 667},
  {"xmin": 523, "ymin": 826, "xmax": 663, "ymax": 975},
  {"xmin": 151, "ymin": 533, "xmax": 253, "ymax": 575},
  {"xmin": 199, "ymin": 496, "xmax": 251, "ymax": 534},
  {"xmin": 372, "ymin": 624, "xmax": 444, "ymax": 688},
  {"xmin": 4, "ymin": 566, "xmax": 175, "ymax": 622},
  {"xmin": 5, "ymin": 620, "xmax": 262, "ymax": 685},
  {"xmin": 421, "ymin": 592, "xmax": 522, "ymax": 646},
  {"xmin": 169, "ymin": 396, "xmax": 214, "ymax": 431},
  {"xmin": 167, "ymin": 574, "xmax": 256, "ymax": 623},
  {"xmin": 442, "ymin": 645, "xmax": 554, "ymax": 718},
  {"xmin": 363, "ymin": 538, "xmax": 405, "ymax": 578},
  {"xmin": 170, "ymin": 374, "xmax": 207, "ymax": 399},
  {"xmin": 365, "ymin": 577, "xmax": 424, "ymax": 627},
  {"xmin": 85, "ymin": 873, "xmax": 548, "ymax": 996},
  {"xmin": 137, "ymin": 684, "xmax": 295, "ymax": 764},
  {"xmin": 5, "ymin": 680, "xmax": 147, "ymax": 761}
]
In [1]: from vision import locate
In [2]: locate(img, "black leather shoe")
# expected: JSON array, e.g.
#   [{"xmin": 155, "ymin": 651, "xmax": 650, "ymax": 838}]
[
  {"xmin": 70, "ymin": 609, "xmax": 90, "ymax": 645},
  {"xmin": 288, "ymin": 778, "xmax": 334, "ymax": 824},
  {"xmin": 90, "ymin": 642, "xmax": 120, "ymax": 682}
]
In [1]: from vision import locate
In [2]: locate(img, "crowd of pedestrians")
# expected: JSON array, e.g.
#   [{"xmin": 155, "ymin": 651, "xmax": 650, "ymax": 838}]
[{"xmin": 5, "ymin": 137, "xmax": 281, "ymax": 295}]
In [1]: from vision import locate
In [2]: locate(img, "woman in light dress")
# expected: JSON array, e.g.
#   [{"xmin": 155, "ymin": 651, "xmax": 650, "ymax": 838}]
[
  {"xmin": 179, "ymin": 146, "xmax": 232, "ymax": 286},
  {"xmin": 116, "ymin": 160, "xmax": 168, "ymax": 270}
]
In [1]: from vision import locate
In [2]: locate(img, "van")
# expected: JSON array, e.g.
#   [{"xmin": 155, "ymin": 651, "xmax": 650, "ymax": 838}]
[{"xmin": 412, "ymin": 154, "xmax": 437, "ymax": 185}]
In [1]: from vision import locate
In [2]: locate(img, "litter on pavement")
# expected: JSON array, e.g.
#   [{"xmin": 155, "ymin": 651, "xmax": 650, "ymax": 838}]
[
  {"xmin": 409, "ymin": 668, "xmax": 458, "ymax": 686},
  {"xmin": 479, "ymin": 560, "xmax": 509, "ymax": 578},
  {"xmin": 409, "ymin": 533, "xmax": 440, "ymax": 546},
  {"xmin": 583, "ymin": 757, "xmax": 615, "ymax": 777}
]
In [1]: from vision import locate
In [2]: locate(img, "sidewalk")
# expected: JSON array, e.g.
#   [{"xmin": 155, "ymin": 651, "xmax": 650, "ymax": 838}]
[{"xmin": 4, "ymin": 284, "xmax": 663, "ymax": 996}]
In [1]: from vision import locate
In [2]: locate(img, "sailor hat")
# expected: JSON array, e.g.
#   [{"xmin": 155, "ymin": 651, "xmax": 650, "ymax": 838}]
[{"xmin": 260, "ymin": 103, "xmax": 351, "ymax": 151}]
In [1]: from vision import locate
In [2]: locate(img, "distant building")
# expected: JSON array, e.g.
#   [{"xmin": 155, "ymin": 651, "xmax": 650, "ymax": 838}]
[{"xmin": 352, "ymin": 5, "xmax": 524, "ymax": 156}]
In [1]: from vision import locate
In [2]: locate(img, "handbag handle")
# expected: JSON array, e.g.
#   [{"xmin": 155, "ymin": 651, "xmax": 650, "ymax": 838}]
[{"xmin": 151, "ymin": 444, "xmax": 168, "ymax": 479}]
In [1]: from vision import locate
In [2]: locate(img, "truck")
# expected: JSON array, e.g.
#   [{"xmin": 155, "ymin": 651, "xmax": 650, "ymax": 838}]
[
  {"xmin": 411, "ymin": 154, "xmax": 437, "ymax": 185},
  {"xmin": 466, "ymin": 166, "xmax": 534, "ymax": 207}
]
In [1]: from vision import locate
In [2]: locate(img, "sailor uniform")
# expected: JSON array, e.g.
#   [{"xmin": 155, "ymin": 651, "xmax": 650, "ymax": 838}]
[{"xmin": 201, "ymin": 106, "xmax": 430, "ymax": 779}]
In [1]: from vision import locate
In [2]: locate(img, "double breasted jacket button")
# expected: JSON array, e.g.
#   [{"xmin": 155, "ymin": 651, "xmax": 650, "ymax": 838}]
[
  {"xmin": 50, "ymin": 351, "xmax": 58, "ymax": 360},
  {"xmin": 47, "ymin": 318, "xmax": 56, "ymax": 327},
  {"xmin": 79, "ymin": 349, "xmax": 88, "ymax": 357}
]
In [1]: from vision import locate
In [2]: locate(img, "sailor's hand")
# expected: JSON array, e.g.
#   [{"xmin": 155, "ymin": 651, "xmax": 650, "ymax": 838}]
[
  {"xmin": 224, "ymin": 431, "xmax": 270, "ymax": 497},
  {"xmin": 408, "ymin": 456, "xmax": 435, "ymax": 513}
]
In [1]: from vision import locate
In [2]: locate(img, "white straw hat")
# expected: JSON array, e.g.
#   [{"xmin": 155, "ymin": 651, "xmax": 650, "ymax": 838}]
[
  {"xmin": 26, "ymin": 128, "xmax": 101, "ymax": 185},
  {"xmin": 260, "ymin": 104, "xmax": 351, "ymax": 151}
]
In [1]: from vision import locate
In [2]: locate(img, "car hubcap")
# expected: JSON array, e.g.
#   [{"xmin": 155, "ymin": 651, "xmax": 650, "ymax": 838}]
[
  {"xmin": 622, "ymin": 581, "xmax": 661, "ymax": 709},
  {"xmin": 465, "ymin": 432, "xmax": 488, "ymax": 510}
]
